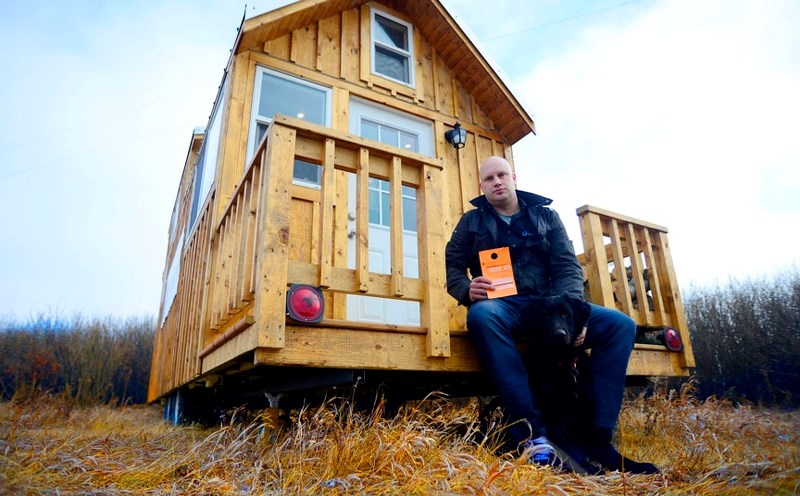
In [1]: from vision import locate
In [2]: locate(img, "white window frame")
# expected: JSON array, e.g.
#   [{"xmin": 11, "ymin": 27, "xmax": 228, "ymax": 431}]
[
  {"xmin": 248, "ymin": 67, "xmax": 332, "ymax": 188},
  {"xmin": 370, "ymin": 8, "xmax": 415, "ymax": 88}
]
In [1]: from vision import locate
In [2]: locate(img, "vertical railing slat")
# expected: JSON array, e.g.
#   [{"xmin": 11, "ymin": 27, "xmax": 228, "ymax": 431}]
[
  {"xmin": 607, "ymin": 218, "xmax": 633, "ymax": 316},
  {"xmin": 625, "ymin": 223, "xmax": 651, "ymax": 326},
  {"xmin": 580, "ymin": 211, "xmax": 615, "ymax": 307},
  {"xmin": 639, "ymin": 228, "xmax": 665, "ymax": 325},
  {"xmin": 237, "ymin": 179, "xmax": 254, "ymax": 304},
  {"xmin": 390, "ymin": 155, "xmax": 404, "ymax": 297},
  {"xmin": 355, "ymin": 147, "xmax": 370, "ymax": 293},
  {"xmin": 318, "ymin": 138, "xmax": 336, "ymax": 288},
  {"xmin": 655, "ymin": 231, "xmax": 695, "ymax": 367}
]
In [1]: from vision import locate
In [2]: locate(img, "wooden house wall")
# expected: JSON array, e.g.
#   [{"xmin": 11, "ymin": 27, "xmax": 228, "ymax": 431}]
[
  {"xmin": 215, "ymin": 2, "xmax": 514, "ymax": 328},
  {"xmin": 150, "ymin": 2, "xmax": 519, "ymax": 401}
]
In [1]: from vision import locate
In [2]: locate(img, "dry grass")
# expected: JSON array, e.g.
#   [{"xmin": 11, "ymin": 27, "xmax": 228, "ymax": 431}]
[{"xmin": 1, "ymin": 387, "xmax": 798, "ymax": 495}]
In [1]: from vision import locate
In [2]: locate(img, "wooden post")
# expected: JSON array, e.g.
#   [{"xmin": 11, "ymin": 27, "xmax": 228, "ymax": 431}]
[
  {"xmin": 355, "ymin": 147, "xmax": 370, "ymax": 293},
  {"xmin": 418, "ymin": 164, "xmax": 451, "ymax": 357},
  {"xmin": 253, "ymin": 123, "xmax": 296, "ymax": 349},
  {"xmin": 655, "ymin": 231, "xmax": 696, "ymax": 368},
  {"xmin": 579, "ymin": 210, "xmax": 615, "ymax": 308},
  {"xmin": 389, "ymin": 156, "xmax": 404, "ymax": 297},
  {"xmin": 318, "ymin": 138, "xmax": 336, "ymax": 288}
]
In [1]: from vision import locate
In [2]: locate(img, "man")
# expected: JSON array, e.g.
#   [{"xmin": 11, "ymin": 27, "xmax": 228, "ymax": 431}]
[{"xmin": 445, "ymin": 156, "xmax": 657, "ymax": 473}]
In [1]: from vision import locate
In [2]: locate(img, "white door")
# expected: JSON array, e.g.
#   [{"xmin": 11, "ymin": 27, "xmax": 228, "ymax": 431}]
[{"xmin": 346, "ymin": 99, "xmax": 433, "ymax": 326}]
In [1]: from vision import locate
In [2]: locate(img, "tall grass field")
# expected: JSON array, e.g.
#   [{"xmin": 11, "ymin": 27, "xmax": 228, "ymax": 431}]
[{"xmin": 1, "ymin": 387, "xmax": 798, "ymax": 494}]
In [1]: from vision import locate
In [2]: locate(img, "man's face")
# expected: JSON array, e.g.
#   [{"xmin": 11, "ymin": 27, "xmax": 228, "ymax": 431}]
[{"xmin": 479, "ymin": 158, "xmax": 517, "ymax": 207}]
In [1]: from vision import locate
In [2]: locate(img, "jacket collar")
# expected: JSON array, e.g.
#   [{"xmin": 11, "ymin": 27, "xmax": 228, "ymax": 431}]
[{"xmin": 469, "ymin": 189, "xmax": 553, "ymax": 211}]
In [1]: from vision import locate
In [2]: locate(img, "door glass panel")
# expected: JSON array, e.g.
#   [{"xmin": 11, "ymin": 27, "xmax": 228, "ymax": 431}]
[{"xmin": 402, "ymin": 186, "xmax": 417, "ymax": 233}]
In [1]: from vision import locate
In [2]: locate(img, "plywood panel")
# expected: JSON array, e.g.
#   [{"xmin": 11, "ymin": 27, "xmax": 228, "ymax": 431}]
[
  {"xmin": 341, "ymin": 8, "xmax": 360, "ymax": 83},
  {"xmin": 316, "ymin": 15, "xmax": 341, "ymax": 77},
  {"xmin": 291, "ymin": 24, "xmax": 317, "ymax": 68},
  {"xmin": 264, "ymin": 33, "xmax": 291, "ymax": 59}
]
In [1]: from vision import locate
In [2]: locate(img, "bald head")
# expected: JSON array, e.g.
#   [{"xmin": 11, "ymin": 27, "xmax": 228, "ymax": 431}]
[{"xmin": 479, "ymin": 156, "xmax": 519, "ymax": 215}]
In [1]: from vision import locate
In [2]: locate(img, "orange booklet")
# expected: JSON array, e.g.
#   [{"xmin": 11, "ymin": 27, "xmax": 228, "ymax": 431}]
[{"xmin": 479, "ymin": 246, "xmax": 518, "ymax": 298}]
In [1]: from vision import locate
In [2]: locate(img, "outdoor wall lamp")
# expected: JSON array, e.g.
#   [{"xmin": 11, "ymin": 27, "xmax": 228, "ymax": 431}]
[{"xmin": 444, "ymin": 122, "xmax": 467, "ymax": 149}]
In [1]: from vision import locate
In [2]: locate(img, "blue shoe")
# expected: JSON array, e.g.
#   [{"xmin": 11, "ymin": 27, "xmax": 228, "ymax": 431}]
[{"xmin": 525, "ymin": 436, "xmax": 557, "ymax": 466}]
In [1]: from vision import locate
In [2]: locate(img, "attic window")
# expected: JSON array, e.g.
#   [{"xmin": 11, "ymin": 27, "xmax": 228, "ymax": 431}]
[{"xmin": 371, "ymin": 10, "xmax": 415, "ymax": 87}]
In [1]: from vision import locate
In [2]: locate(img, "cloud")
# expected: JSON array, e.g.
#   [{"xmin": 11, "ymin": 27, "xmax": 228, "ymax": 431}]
[{"xmin": 512, "ymin": 0, "xmax": 800, "ymax": 286}]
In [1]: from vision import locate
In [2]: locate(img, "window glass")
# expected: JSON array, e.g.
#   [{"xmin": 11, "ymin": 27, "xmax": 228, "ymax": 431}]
[
  {"xmin": 402, "ymin": 186, "xmax": 417, "ymax": 233},
  {"xmin": 294, "ymin": 160, "xmax": 321, "ymax": 184},
  {"xmin": 361, "ymin": 121, "xmax": 379, "ymax": 142},
  {"xmin": 258, "ymin": 72, "xmax": 326, "ymax": 125},
  {"xmin": 368, "ymin": 186, "xmax": 381, "ymax": 225},
  {"xmin": 250, "ymin": 68, "xmax": 331, "ymax": 187},
  {"xmin": 371, "ymin": 10, "xmax": 413, "ymax": 85},
  {"xmin": 399, "ymin": 132, "xmax": 417, "ymax": 151},
  {"xmin": 379, "ymin": 126, "xmax": 399, "ymax": 147},
  {"xmin": 375, "ymin": 46, "xmax": 409, "ymax": 83},
  {"xmin": 374, "ymin": 15, "xmax": 408, "ymax": 50}
]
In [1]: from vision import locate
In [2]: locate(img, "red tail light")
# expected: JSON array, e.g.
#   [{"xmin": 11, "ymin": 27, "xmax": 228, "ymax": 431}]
[
  {"xmin": 663, "ymin": 327, "xmax": 683, "ymax": 351},
  {"xmin": 286, "ymin": 284, "xmax": 324, "ymax": 323}
]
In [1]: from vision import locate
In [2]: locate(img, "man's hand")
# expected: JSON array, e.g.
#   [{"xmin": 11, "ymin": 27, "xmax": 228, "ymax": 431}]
[
  {"xmin": 573, "ymin": 326, "xmax": 587, "ymax": 347},
  {"xmin": 468, "ymin": 276, "xmax": 495, "ymax": 302}
]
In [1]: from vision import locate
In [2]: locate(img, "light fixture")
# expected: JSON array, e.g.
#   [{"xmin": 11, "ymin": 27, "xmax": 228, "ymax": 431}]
[
  {"xmin": 444, "ymin": 122, "xmax": 467, "ymax": 149},
  {"xmin": 286, "ymin": 284, "xmax": 324, "ymax": 323},
  {"xmin": 661, "ymin": 327, "xmax": 683, "ymax": 351}
]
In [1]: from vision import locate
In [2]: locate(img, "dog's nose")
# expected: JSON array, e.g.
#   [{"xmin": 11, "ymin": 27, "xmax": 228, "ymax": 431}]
[{"xmin": 555, "ymin": 328, "xmax": 568, "ymax": 342}]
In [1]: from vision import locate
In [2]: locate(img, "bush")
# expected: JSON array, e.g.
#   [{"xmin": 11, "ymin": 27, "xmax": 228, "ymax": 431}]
[
  {"xmin": 684, "ymin": 265, "xmax": 800, "ymax": 407},
  {"xmin": 0, "ymin": 313, "xmax": 155, "ymax": 405}
]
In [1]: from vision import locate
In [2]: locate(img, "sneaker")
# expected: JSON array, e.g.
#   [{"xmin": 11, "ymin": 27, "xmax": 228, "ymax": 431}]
[
  {"xmin": 524, "ymin": 436, "xmax": 557, "ymax": 466},
  {"xmin": 523, "ymin": 436, "xmax": 589, "ymax": 474}
]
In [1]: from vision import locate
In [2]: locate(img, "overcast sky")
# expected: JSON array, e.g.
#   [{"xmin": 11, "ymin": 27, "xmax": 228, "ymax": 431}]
[{"xmin": 1, "ymin": 0, "xmax": 798, "ymax": 321}]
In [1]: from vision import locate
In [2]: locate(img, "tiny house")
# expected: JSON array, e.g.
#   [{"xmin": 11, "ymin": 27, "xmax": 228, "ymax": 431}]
[{"xmin": 148, "ymin": 0, "xmax": 694, "ymax": 419}]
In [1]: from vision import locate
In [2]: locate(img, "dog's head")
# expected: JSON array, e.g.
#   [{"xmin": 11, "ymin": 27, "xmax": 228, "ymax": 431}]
[{"xmin": 526, "ymin": 295, "xmax": 591, "ymax": 348}]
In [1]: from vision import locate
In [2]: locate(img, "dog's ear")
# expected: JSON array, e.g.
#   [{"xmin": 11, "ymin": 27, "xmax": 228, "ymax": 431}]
[{"xmin": 566, "ymin": 295, "xmax": 592, "ymax": 330}]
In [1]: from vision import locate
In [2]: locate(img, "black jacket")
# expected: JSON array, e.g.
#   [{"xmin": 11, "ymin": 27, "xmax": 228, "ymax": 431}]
[{"xmin": 445, "ymin": 190, "xmax": 584, "ymax": 306}]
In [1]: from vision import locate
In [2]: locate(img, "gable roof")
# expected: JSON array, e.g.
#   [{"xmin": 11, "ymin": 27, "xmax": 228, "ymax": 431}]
[{"xmin": 235, "ymin": 0, "xmax": 535, "ymax": 144}]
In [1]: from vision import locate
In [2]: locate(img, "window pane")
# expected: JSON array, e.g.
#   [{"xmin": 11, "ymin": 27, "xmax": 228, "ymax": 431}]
[
  {"xmin": 293, "ymin": 159, "xmax": 321, "ymax": 184},
  {"xmin": 258, "ymin": 73, "xmax": 326, "ymax": 125},
  {"xmin": 380, "ymin": 126, "xmax": 398, "ymax": 147},
  {"xmin": 381, "ymin": 190, "xmax": 390, "ymax": 227},
  {"xmin": 375, "ymin": 46, "xmax": 409, "ymax": 83},
  {"xmin": 375, "ymin": 15, "xmax": 408, "ymax": 50},
  {"xmin": 399, "ymin": 131, "xmax": 417, "ymax": 152},
  {"xmin": 361, "ymin": 120, "xmax": 379, "ymax": 142},
  {"xmin": 402, "ymin": 196, "xmax": 417, "ymax": 232},
  {"xmin": 369, "ymin": 189, "xmax": 380, "ymax": 225},
  {"xmin": 255, "ymin": 122, "xmax": 268, "ymax": 146}
]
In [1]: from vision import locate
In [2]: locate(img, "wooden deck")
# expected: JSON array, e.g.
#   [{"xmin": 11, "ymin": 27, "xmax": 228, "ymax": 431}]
[{"xmin": 148, "ymin": 117, "xmax": 693, "ymax": 404}]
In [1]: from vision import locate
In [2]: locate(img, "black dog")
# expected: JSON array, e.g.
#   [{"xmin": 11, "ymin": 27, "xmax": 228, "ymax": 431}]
[{"xmin": 521, "ymin": 294, "xmax": 659, "ymax": 474}]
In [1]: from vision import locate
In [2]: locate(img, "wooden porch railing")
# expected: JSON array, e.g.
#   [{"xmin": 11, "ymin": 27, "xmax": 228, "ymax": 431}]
[
  {"xmin": 577, "ymin": 205, "xmax": 695, "ymax": 368},
  {"xmin": 198, "ymin": 115, "xmax": 451, "ymax": 367}
]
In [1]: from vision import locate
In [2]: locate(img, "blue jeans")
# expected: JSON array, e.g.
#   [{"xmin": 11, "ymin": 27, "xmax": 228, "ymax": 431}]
[{"xmin": 466, "ymin": 295, "xmax": 635, "ymax": 444}]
